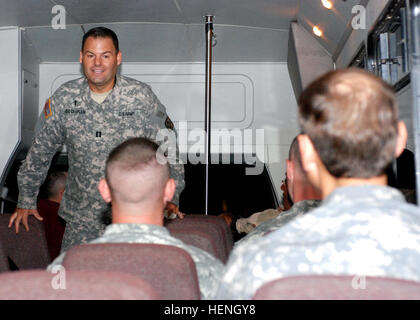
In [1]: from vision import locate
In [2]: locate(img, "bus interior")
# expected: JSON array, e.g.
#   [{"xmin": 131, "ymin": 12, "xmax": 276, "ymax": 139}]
[{"xmin": 0, "ymin": 0, "xmax": 420, "ymax": 300}]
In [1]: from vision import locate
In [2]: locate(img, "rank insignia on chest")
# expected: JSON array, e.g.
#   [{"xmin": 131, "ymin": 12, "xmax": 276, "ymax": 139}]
[{"xmin": 44, "ymin": 98, "xmax": 52, "ymax": 119}]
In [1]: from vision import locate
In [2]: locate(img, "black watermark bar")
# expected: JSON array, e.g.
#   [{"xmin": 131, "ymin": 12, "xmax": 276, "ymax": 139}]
[{"xmin": 1, "ymin": 300, "xmax": 419, "ymax": 319}]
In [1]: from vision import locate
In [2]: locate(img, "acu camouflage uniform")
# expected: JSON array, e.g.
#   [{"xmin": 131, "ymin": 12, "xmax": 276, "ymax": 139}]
[
  {"xmin": 215, "ymin": 185, "xmax": 420, "ymax": 300},
  {"xmin": 48, "ymin": 223, "xmax": 223, "ymax": 299},
  {"xmin": 17, "ymin": 75, "xmax": 185, "ymax": 252},
  {"xmin": 235, "ymin": 208, "xmax": 283, "ymax": 234},
  {"xmin": 234, "ymin": 199, "xmax": 321, "ymax": 248}
]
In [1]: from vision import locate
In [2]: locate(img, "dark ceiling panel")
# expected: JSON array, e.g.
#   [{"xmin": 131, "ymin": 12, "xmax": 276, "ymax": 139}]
[{"xmin": 0, "ymin": 0, "xmax": 79, "ymax": 27}]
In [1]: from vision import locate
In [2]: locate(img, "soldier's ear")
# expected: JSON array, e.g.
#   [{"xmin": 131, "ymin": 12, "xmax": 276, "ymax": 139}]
[
  {"xmin": 298, "ymin": 134, "xmax": 323, "ymax": 188},
  {"xmin": 117, "ymin": 51, "xmax": 122, "ymax": 66},
  {"xmin": 163, "ymin": 178, "xmax": 176, "ymax": 204},
  {"xmin": 286, "ymin": 159, "xmax": 294, "ymax": 183},
  {"xmin": 79, "ymin": 51, "xmax": 83, "ymax": 64},
  {"xmin": 98, "ymin": 178, "xmax": 112, "ymax": 203},
  {"xmin": 395, "ymin": 121, "xmax": 408, "ymax": 158}
]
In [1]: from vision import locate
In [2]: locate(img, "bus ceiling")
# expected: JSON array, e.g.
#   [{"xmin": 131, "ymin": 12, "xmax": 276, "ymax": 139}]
[{"xmin": 0, "ymin": 0, "xmax": 367, "ymax": 63}]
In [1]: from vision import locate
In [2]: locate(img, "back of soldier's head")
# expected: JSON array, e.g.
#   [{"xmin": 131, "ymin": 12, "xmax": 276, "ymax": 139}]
[
  {"xmin": 298, "ymin": 68, "xmax": 399, "ymax": 178},
  {"xmin": 40, "ymin": 171, "xmax": 67, "ymax": 200},
  {"xmin": 105, "ymin": 138, "xmax": 170, "ymax": 204}
]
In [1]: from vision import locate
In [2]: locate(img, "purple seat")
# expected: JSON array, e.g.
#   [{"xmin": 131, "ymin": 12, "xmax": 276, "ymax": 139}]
[
  {"xmin": 184, "ymin": 214, "xmax": 234, "ymax": 253},
  {"xmin": 165, "ymin": 214, "xmax": 232, "ymax": 263},
  {"xmin": 0, "ymin": 213, "xmax": 51, "ymax": 269},
  {"xmin": 0, "ymin": 270, "xmax": 160, "ymax": 300},
  {"xmin": 252, "ymin": 275, "xmax": 420, "ymax": 300},
  {"xmin": 169, "ymin": 227, "xmax": 220, "ymax": 260},
  {"xmin": 63, "ymin": 243, "xmax": 201, "ymax": 300}
]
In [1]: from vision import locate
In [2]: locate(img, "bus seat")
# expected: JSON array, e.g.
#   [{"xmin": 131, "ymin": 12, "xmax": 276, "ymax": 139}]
[
  {"xmin": 62, "ymin": 243, "xmax": 201, "ymax": 300},
  {"xmin": 169, "ymin": 227, "xmax": 220, "ymax": 261},
  {"xmin": 0, "ymin": 213, "xmax": 51, "ymax": 269},
  {"xmin": 165, "ymin": 215, "xmax": 230, "ymax": 263},
  {"xmin": 181, "ymin": 214, "xmax": 234, "ymax": 253},
  {"xmin": 0, "ymin": 270, "xmax": 159, "ymax": 300},
  {"xmin": 252, "ymin": 275, "xmax": 420, "ymax": 300}
]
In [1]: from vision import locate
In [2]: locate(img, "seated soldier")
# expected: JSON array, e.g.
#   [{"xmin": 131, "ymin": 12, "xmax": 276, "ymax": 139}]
[
  {"xmin": 215, "ymin": 68, "xmax": 420, "ymax": 300},
  {"xmin": 234, "ymin": 135, "xmax": 321, "ymax": 247},
  {"xmin": 37, "ymin": 171, "xmax": 67, "ymax": 259},
  {"xmin": 219, "ymin": 143, "xmax": 297, "ymax": 236},
  {"xmin": 48, "ymin": 137, "xmax": 222, "ymax": 299}
]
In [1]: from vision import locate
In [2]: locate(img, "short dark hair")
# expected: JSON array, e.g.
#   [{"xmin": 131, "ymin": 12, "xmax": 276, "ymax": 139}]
[
  {"xmin": 298, "ymin": 68, "xmax": 399, "ymax": 178},
  {"xmin": 40, "ymin": 171, "xmax": 67, "ymax": 199},
  {"xmin": 288, "ymin": 136, "xmax": 302, "ymax": 171},
  {"xmin": 82, "ymin": 27, "xmax": 119, "ymax": 52},
  {"xmin": 105, "ymin": 137, "xmax": 170, "ymax": 203}
]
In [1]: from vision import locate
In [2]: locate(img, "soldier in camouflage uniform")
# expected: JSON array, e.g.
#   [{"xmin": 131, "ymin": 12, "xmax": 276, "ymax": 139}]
[
  {"xmin": 9, "ymin": 27, "xmax": 185, "ymax": 252},
  {"xmin": 215, "ymin": 69, "xmax": 420, "ymax": 299},
  {"xmin": 48, "ymin": 137, "xmax": 222, "ymax": 299},
  {"xmin": 234, "ymin": 199, "xmax": 320, "ymax": 248}
]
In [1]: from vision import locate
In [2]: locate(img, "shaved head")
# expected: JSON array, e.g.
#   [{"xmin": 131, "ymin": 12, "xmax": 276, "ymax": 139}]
[{"xmin": 105, "ymin": 138, "xmax": 170, "ymax": 205}]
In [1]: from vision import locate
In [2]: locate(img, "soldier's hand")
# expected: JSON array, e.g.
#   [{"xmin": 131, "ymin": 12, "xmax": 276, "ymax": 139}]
[
  {"xmin": 166, "ymin": 202, "xmax": 185, "ymax": 219},
  {"xmin": 8, "ymin": 208, "xmax": 43, "ymax": 233}
]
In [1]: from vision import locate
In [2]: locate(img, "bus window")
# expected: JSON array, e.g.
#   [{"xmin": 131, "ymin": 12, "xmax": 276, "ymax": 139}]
[
  {"xmin": 368, "ymin": 0, "xmax": 410, "ymax": 90},
  {"xmin": 348, "ymin": 44, "xmax": 367, "ymax": 69}
]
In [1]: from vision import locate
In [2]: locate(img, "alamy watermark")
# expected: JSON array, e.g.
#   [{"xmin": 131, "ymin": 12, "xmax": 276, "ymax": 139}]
[
  {"xmin": 352, "ymin": 5, "xmax": 367, "ymax": 30},
  {"xmin": 51, "ymin": 5, "xmax": 66, "ymax": 30},
  {"xmin": 50, "ymin": 265, "xmax": 66, "ymax": 290},
  {"xmin": 155, "ymin": 122, "xmax": 266, "ymax": 175},
  {"xmin": 351, "ymin": 275, "xmax": 367, "ymax": 290}
]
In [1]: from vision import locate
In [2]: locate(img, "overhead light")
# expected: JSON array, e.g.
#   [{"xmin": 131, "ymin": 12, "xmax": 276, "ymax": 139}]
[
  {"xmin": 313, "ymin": 26, "xmax": 323, "ymax": 37},
  {"xmin": 322, "ymin": 0, "xmax": 333, "ymax": 10}
]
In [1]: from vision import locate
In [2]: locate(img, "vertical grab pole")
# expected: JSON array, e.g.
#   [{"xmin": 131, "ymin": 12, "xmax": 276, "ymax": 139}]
[
  {"xmin": 204, "ymin": 15, "xmax": 214, "ymax": 216},
  {"xmin": 409, "ymin": 0, "xmax": 420, "ymax": 205}
]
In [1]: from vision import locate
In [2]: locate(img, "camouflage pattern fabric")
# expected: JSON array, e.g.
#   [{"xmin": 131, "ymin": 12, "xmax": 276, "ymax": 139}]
[
  {"xmin": 215, "ymin": 185, "xmax": 420, "ymax": 299},
  {"xmin": 235, "ymin": 200, "xmax": 321, "ymax": 247},
  {"xmin": 48, "ymin": 223, "xmax": 223, "ymax": 299},
  {"xmin": 235, "ymin": 208, "xmax": 281, "ymax": 234},
  {"xmin": 17, "ymin": 75, "xmax": 185, "ymax": 251}
]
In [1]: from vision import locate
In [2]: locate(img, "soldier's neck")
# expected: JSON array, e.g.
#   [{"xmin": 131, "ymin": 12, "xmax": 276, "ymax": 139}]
[
  {"xmin": 111, "ymin": 202, "xmax": 165, "ymax": 226},
  {"xmin": 321, "ymin": 174, "xmax": 388, "ymax": 199},
  {"xmin": 88, "ymin": 77, "xmax": 116, "ymax": 93}
]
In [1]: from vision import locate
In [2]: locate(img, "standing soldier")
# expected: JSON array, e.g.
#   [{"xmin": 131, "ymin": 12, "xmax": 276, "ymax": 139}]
[{"xmin": 9, "ymin": 27, "xmax": 185, "ymax": 252}]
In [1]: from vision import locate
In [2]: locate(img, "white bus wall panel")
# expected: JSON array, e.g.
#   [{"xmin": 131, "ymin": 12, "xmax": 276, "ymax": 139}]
[
  {"xmin": 25, "ymin": 24, "xmax": 288, "ymax": 63},
  {"xmin": 21, "ymin": 27, "xmax": 40, "ymax": 151},
  {"xmin": 0, "ymin": 27, "xmax": 20, "ymax": 186},
  {"xmin": 39, "ymin": 62, "xmax": 299, "ymax": 200},
  {"xmin": 21, "ymin": 70, "xmax": 39, "ymax": 151}
]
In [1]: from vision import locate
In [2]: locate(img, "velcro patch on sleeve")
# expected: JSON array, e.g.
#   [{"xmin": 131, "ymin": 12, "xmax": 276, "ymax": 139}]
[{"xmin": 44, "ymin": 98, "xmax": 52, "ymax": 119}]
